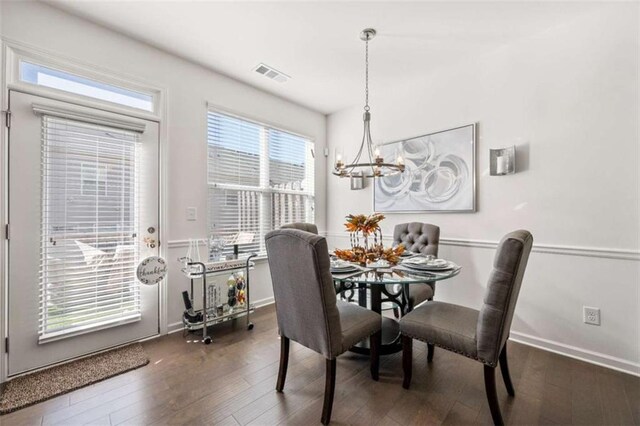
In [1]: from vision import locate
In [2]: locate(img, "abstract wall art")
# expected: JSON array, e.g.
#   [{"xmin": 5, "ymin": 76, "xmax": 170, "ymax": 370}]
[{"xmin": 374, "ymin": 123, "xmax": 476, "ymax": 213}]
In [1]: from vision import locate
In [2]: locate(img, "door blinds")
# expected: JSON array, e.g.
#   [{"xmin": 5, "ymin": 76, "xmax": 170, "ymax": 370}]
[
  {"xmin": 39, "ymin": 115, "xmax": 141, "ymax": 342},
  {"xmin": 207, "ymin": 111, "xmax": 315, "ymax": 256}
]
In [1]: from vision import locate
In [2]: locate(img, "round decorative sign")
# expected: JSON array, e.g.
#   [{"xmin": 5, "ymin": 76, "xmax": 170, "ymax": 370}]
[{"xmin": 137, "ymin": 256, "xmax": 167, "ymax": 285}]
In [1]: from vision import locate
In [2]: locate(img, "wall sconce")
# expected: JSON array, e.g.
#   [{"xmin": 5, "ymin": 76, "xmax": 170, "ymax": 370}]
[
  {"xmin": 350, "ymin": 171, "xmax": 364, "ymax": 190},
  {"xmin": 490, "ymin": 146, "xmax": 516, "ymax": 176}
]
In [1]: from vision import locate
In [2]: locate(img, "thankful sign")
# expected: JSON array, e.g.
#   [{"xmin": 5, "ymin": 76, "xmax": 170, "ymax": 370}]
[{"xmin": 137, "ymin": 256, "xmax": 168, "ymax": 285}]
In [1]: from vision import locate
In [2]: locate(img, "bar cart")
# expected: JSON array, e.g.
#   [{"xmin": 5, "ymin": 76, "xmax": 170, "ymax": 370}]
[{"xmin": 181, "ymin": 254, "xmax": 257, "ymax": 344}]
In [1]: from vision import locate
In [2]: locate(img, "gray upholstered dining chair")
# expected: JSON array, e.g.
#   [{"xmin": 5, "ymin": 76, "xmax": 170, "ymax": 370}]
[
  {"xmin": 400, "ymin": 230, "xmax": 533, "ymax": 426},
  {"xmin": 265, "ymin": 229, "xmax": 382, "ymax": 425},
  {"xmin": 393, "ymin": 222, "xmax": 440, "ymax": 309},
  {"xmin": 280, "ymin": 222, "xmax": 318, "ymax": 234},
  {"xmin": 392, "ymin": 222, "xmax": 440, "ymax": 359},
  {"xmin": 281, "ymin": 222, "xmax": 363, "ymax": 307}
]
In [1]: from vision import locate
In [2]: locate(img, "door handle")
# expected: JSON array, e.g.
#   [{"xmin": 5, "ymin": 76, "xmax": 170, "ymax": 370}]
[{"xmin": 144, "ymin": 226, "xmax": 159, "ymax": 248}]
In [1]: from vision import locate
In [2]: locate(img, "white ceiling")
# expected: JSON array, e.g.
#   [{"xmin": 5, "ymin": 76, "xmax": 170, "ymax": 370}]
[{"xmin": 43, "ymin": 1, "xmax": 601, "ymax": 114}]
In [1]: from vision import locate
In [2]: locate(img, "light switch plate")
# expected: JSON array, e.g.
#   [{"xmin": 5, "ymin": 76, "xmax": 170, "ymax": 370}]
[{"xmin": 186, "ymin": 207, "xmax": 197, "ymax": 221}]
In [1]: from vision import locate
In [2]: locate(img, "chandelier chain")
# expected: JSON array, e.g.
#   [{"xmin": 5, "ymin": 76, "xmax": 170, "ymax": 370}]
[{"xmin": 364, "ymin": 38, "xmax": 369, "ymax": 111}]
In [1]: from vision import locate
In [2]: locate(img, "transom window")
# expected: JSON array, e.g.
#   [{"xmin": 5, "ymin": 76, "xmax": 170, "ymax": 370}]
[
  {"xmin": 207, "ymin": 110, "xmax": 315, "ymax": 256},
  {"xmin": 20, "ymin": 61, "xmax": 155, "ymax": 112}
]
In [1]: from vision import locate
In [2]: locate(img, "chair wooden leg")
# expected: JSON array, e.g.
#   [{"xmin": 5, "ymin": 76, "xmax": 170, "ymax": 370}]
[
  {"xmin": 275, "ymin": 336, "xmax": 289, "ymax": 392},
  {"xmin": 370, "ymin": 331, "xmax": 381, "ymax": 381},
  {"xmin": 321, "ymin": 358, "xmax": 337, "ymax": 425},
  {"xmin": 499, "ymin": 344, "xmax": 515, "ymax": 396},
  {"xmin": 402, "ymin": 335, "xmax": 413, "ymax": 389},
  {"xmin": 484, "ymin": 365, "xmax": 504, "ymax": 426},
  {"xmin": 427, "ymin": 343, "xmax": 435, "ymax": 362}
]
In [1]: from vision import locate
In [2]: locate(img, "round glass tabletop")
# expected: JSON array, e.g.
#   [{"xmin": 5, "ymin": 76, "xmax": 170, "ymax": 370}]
[{"xmin": 331, "ymin": 263, "xmax": 461, "ymax": 285}]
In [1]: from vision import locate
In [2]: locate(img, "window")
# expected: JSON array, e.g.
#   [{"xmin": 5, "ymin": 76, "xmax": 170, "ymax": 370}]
[
  {"xmin": 207, "ymin": 111, "xmax": 314, "ymax": 256},
  {"xmin": 20, "ymin": 61, "xmax": 154, "ymax": 112},
  {"xmin": 81, "ymin": 163, "xmax": 108, "ymax": 196},
  {"xmin": 40, "ymin": 115, "xmax": 141, "ymax": 341}
]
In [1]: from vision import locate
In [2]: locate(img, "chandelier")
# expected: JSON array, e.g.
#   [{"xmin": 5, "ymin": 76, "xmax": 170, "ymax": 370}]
[{"xmin": 333, "ymin": 28, "xmax": 405, "ymax": 179}]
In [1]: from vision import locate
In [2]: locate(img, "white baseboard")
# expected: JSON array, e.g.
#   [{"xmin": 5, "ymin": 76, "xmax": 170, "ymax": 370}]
[
  {"xmin": 167, "ymin": 321, "xmax": 184, "ymax": 334},
  {"xmin": 510, "ymin": 331, "xmax": 640, "ymax": 377},
  {"xmin": 253, "ymin": 296, "xmax": 275, "ymax": 308},
  {"xmin": 166, "ymin": 296, "xmax": 275, "ymax": 335},
  {"xmin": 164, "ymin": 306, "xmax": 639, "ymax": 376}
]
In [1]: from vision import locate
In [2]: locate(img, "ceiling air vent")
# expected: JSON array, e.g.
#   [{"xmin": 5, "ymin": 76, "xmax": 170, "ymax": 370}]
[{"xmin": 254, "ymin": 63, "xmax": 290, "ymax": 83}]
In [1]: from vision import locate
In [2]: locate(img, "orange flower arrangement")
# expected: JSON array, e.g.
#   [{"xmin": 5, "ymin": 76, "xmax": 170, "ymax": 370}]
[
  {"xmin": 376, "ymin": 245, "xmax": 405, "ymax": 265},
  {"xmin": 334, "ymin": 213, "xmax": 404, "ymax": 266},
  {"xmin": 344, "ymin": 213, "xmax": 385, "ymax": 234}
]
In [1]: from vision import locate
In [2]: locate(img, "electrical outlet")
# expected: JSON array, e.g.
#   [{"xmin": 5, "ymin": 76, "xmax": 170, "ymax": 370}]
[
  {"xmin": 583, "ymin": 306, "xmax": 601, "ymax": 326},
  {"xmin": 186, "ymin": 207, "xmax": 197, "ymax": 221}
]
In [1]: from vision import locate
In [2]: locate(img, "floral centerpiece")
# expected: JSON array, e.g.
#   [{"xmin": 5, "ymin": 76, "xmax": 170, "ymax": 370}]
[{"xmin": 334, "ymin": 213, "xmax": 404, "ymax": 266}]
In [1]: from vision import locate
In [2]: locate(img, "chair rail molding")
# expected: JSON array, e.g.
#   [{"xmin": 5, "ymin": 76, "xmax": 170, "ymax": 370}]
[{"xmin": 323, "ymin": 232, "xmax": 640, "ymax": 261}]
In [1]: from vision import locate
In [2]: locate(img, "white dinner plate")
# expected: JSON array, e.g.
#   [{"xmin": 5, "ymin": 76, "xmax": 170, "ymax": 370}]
[
  {"xmin": 330, "ymin": 260, "xmax": 360, "ymax": 272},
  {"xmin": 331, "ymin": 265, "xmax": 356, "ymax": 270},
  {"xmin": 401, "ymin": 259, "xmax": 454, "ymax": 271},
  {"xmin": 405, "ymin": 264, "xmax": 452, "ymax": 271},
  {"xmin": 331, "ymin": 266, "xmax": 360, "ymax": 273},
  {"xmin": 403, "ymin": 257, "xmax": 447, "ymax": 265}
]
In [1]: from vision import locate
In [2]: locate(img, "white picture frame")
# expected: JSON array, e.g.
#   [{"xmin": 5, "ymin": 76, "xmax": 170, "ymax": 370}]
[{"xmin": 374, "ymin": 123, "xmax": 477, "ymax": 213}]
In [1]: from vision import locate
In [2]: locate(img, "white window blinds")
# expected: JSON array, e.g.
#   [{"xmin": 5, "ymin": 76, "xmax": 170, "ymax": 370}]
[
  {"xmin": 207, "ymin": 111, "xmax": 314, "ymax": 256},
  {"xmin": 40, "ymin": 115, "xmax": 141, "ymax": 341}
]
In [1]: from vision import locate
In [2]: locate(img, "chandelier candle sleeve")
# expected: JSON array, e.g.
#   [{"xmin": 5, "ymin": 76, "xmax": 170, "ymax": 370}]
[
  {"xmin": 334, "ymin": 147, "xmax": 344, "ymax": 170},
  {"xmin": 496, "ymin": 156, "xmax": 506, "ymax": 174}
]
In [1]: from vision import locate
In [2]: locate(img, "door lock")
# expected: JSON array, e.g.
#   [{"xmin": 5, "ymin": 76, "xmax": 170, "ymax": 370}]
[
  {"xmin": 144, "ymin": 237, "xmax": 157, "ymax": 249},
  {"xmin": 147, "ymin": 226, "xmax": 156, "ymax": 234}
]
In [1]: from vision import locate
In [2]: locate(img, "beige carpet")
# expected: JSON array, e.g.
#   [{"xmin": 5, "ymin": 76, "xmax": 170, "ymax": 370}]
[{"xmin": 0, "ymin": 343, "xmax": 149, "ymax": 414}]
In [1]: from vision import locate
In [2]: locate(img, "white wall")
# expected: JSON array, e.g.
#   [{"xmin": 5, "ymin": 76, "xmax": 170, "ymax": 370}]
[
  {"xmin": 326, "ymin": 4, "xmax": 640, "ymax": 374},
  {"xmin": 0, "ymin": 2, "xmax": 326, "ymax": 339},
  {"xmin": 1, "ymin": 0, "xmax": 637, "ymax": 378}
]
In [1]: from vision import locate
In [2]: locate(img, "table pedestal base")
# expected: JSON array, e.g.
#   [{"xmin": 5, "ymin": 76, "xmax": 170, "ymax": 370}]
[{"xmin": 349, "ymin": 317, "xmax": 402, "ymax": 355}]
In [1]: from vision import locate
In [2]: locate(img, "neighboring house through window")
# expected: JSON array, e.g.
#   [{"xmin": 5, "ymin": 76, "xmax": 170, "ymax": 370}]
[
  {"xmin": 81, "ymin": 163, "xmax": 108, "ymax": 196},
  {"xmin": 207, "ymin": 110, "xmax": 315, "ymax": 256}
]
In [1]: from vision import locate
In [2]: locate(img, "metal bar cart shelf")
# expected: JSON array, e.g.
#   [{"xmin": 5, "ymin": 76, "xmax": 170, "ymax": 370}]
[{"xmin": 181, "ymin": 253, "xmax": 257, "ymax": 344}]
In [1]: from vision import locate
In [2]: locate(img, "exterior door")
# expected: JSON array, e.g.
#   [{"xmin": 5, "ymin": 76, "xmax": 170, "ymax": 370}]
[{"xmin": 7, "ymin": 91, "xmax": 160, "ymax": 376}]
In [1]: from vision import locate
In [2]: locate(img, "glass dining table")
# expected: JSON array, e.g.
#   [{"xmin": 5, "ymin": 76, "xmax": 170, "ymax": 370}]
[{"xmin": 332, "ymin": 263, "xmax": 461, "ymax": 355}]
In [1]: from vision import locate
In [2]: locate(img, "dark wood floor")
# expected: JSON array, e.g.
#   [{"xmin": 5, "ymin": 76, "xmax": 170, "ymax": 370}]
[{"xmin": 2, "ymin": 305, "xmax": 639, "ymax": 426}]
